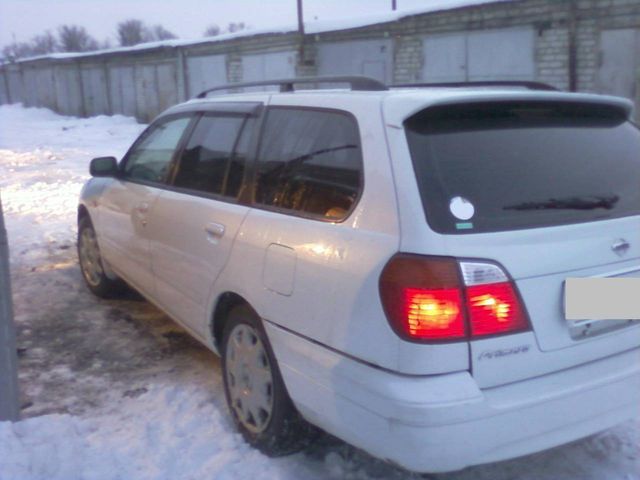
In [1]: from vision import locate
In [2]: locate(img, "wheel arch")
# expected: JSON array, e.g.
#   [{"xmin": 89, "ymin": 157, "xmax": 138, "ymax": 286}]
[
  {"xmin": 210, "ymin": 291, "xmax": 256, "ymax": 350},
  {"xmin": 77, "ymin": 204, "xmax": 90, "ymax": 224}
]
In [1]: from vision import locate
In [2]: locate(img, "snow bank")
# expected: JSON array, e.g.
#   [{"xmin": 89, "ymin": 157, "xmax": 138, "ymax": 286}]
[
  {"xmin": 0, "ymin": 104, "xmax": 145, "ymax": 268},
  {"xmin": 0, "ymin": 383, "xmax": 313, "ymax": 480},
  {"xmin": 0, "ymin": 103, "xmax": 141, "ymax": 153},
  {"xmin": 1, "ymin": 383, "xmax": 638, "ymax": 480}
]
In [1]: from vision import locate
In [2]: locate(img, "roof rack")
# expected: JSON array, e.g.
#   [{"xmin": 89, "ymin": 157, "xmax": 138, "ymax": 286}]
[
  {"xmin": 391, "ymin": 81, "xmax": 559, "ymax": 91},
  {"xmin": 195, "ymin": 75, "xmax": 388, "ymax": 98}
]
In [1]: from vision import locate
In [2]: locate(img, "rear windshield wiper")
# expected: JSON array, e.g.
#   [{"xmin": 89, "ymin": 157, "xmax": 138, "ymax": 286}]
[{"xmin": 503, "ymin": 195, "xmax": 619, "ymax": 211}]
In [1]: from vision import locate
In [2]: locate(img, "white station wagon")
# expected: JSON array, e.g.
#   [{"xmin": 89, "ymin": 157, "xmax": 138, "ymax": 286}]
[{"xmin": 77, "ymin": 76, "xmax": 640, "ymax": 473}]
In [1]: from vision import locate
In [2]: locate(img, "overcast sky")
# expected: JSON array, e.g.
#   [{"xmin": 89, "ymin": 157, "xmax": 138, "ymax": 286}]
[{"xmin": 0, "ymin": 0, "xmax": 470, "ymax": 48}]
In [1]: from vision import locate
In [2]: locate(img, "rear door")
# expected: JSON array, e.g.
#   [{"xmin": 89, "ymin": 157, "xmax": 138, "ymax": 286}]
[
  {"xmin": 145, "ymin": 103, "xmax": 260, "ymax": 335},
  {"xmin": 98, "ymin": 115, "xmax": 194, "ymax": 297},
  {"xmin": 400, "ymin": 100, "xmax": 640, "ymax": 386}
]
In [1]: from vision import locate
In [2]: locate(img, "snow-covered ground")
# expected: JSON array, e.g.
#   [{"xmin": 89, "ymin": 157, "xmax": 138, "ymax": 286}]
[{"xmin": 0, "ymin": 104, "xmax": 638, "ymax": 480}]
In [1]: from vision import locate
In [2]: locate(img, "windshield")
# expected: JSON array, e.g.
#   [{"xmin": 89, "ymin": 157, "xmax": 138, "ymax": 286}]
[{"xmin": 404, "ymin": 101, "xmax": 640, "ymax": 234}]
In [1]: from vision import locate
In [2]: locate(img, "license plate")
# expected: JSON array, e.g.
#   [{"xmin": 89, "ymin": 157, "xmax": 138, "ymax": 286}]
[{"xmin": 564, "ymin": 277, "xmax": 640, "ymax": 321}]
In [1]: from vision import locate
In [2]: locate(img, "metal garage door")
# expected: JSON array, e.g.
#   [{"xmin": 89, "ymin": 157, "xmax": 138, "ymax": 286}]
[
  {"xmin": 242, "ymin": 51, "xmax": 295, "ymax": 89},
  {"xmin": 186, "ymin": 54, "xmax": 227, "ymax": 98},
  {"xmin": 316, "ymin": 39, "xmax": 393, "ymax": 84},
  {"xmin": 81, "ymin": 67, "xmax": 109, "ymax": 116},
  {"xmin": 133, "ymin": 62, "xmax": 178, "ymax": 122},
  {"xmin": 6, "ymin": 68, "xmax": 23, "ymax": 104},
  {"xmin": 109, "ymin": 66, "xmax": 137, "ymax": 118},
  {"xmin": 0, "ymin": 74, "xmax": 9, "ymax": 104},
  {"xmin": 55, "ymin": 66, "xmax": 83, "ymax": 116},
  {"xmin": 597, "ymin": 29, "xmax": 640, "ymax": 119},
  {"xmin": 135, "ymin": 64, "xmax": 159, "ymax": 122},
  {"xmin": 21, "ymin": 68, "xmax": 39, "ymax": 107},
  {"xmin": 423, "ymin": 27, "xmax": 535, "ymax": 82},
  {"xmin": 156, "ymin": 63, "xmax": 178, "ymax": 113}
]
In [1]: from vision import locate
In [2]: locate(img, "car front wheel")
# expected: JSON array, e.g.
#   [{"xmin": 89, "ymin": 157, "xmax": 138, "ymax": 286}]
[{"xmin": 77, "ymin": 216, "xmax": 121, "ymax": 298}]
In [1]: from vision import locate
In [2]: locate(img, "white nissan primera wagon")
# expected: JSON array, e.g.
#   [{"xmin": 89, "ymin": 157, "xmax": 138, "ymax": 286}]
[{"xmin": 77, "ymin": 76, "xmax": 640, "ymax": 473}]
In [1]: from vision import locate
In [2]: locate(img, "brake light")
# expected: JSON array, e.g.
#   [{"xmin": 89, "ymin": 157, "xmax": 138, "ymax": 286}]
[
  {"xmin": 466, "ymin": 282, "xmax": 528, "ymax": 337},
  {"xmin": 379, "ymin": 254, "xmax": 529, "ymax": 342},
  {"xmin": 379, "ymin": 255, "xmax": 467, "ymax": 341},
  {"xmin": 404, "ymin": 288, "xmax": 465, "ymax": 339}
]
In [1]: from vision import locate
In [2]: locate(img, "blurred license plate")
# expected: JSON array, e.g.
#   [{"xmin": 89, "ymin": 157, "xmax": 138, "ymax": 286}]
[{"xmin": 564, "ymin": 277, "xmax": 640, "ymax": 321}]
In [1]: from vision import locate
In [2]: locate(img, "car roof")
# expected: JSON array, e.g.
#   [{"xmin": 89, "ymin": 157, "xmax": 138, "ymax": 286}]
[{"xmin": 161, "ymin": 86, "xmax": 635, "ymax": 125}]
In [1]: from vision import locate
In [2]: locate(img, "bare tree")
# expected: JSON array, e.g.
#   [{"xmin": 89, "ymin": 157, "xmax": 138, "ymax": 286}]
[
  {"xmin": 150, "ymin": 25, "xmax": 176, "ymax": 40},
  {"xmin": 203, "ymin": 24, "xmax": 221, "ymax": 37},
  {"xmin": 30, "ymin": 31, "xmax": 58, "ymax": 55},
  {"xmin": 1, "ymin": 31, "xmax": 57, "ymax": 61},
  {"xmin": 2, "ymin": 42, "xmax": 35, "ymax": 61},
  {"xmin": 117, "ymin": 19, "xmax": 148, "ymax": 46},
  {"xmin": 227, "ymin": 22, "xmax": 246, "ymax": 33},
  {"xmin": 118, "ymin": 20, "xmax": 177, "ymax": 46},
  {"xmin": 58, "ymin": 25, "xmax": 98, "ymax": 52}
]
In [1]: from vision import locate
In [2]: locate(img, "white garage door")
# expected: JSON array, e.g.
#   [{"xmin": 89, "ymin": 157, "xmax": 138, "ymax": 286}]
[
  {"xmin": 242, "ymin": 51, "xmax": 296, "ymax": 89},
  {"xmin": 316, "ymin": 39, "xmax": 393, "ymax": 84},
  {"xmin": 597, "ymin": 29, "xmax": 640, "ymax": 119},
  {"xmin": 109, "ymin": 66, "xmax": 137, "ymax": 117},
  {"xmin": 423, "ymin": 27, "xmax": 535, "ymax": 82},
  {"xmin": 186, "ymin": 55, "xmax": 227, "ymax": 98}
]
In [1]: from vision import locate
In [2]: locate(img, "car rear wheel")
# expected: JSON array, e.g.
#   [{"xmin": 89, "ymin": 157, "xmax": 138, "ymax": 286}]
[
  {"xmin": 221, "ymin": 305, "xmax": 317, "ymax": 455},
  {"xmin": 77, "ymin": 216, "xmax": 122, "ymax": 298}
]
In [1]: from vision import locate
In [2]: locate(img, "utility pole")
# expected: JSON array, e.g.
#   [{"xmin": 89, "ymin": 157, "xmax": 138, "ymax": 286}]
[
  {"xmin": 392, "ymin": 0, "xmax": 397, "ymax": 11},
  {"xmin": 297, "ymin": 0, "xmax": 305, "ymax": 36},
  {"xmin": 0, "ymin": 195, "xmax": 19, "ymax": 422},
  {"xmin": 567, "ymin": 0, "xmax": 578, "ymax": 92}
]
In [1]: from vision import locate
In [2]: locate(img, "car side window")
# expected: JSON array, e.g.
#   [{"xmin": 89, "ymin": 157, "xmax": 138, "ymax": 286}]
[
  {"xmin": 255, "ymin": 108, "xmax": 362, "ymax": 221},
  {"xmin": 173, "ymin": 114, "xmax": 248, "ymax": 197},
  {"xmin": 123, "ymin": 116, "xmax": 192, "ymax": 183}
]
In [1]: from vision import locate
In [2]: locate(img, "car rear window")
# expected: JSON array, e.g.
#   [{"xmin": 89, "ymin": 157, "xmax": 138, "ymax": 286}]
[{"xmin": 404, "ymin": 102, "xmax": 640, "ymax": 234}]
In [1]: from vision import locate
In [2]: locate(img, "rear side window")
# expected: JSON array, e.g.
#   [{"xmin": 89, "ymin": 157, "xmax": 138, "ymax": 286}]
[
  {"xmin": 405, "ymin": 102, "xmax": 640, "ymax": 234},
  {"xmin": 255, "ymin": 108, "xmax": 362, "ymax": 221},
  {"xmin": 173, "ymin": 114, "xmax": 251, "ymax": 198},
  {"xmin": 123, "ymin": 116, "xmax": 191, "ymax": 183}
]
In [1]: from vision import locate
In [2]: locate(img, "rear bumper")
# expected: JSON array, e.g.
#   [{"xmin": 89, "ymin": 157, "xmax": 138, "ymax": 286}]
[{"xmin": 265, "ymin": 322, "xmax": 640, "ymax": 473}]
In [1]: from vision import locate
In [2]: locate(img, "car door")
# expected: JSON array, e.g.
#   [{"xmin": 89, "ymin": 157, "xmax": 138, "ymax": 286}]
[
  {"xmin": 97, "ymin": 115, "xmax": 194, "ymax": 297},
  {"xmin": 231, "ymin": 104, "xmax": 400, "ymax": 362},
  {"xmin": 145, "ymin": 104, "xmax": 260, "ymax": 335}
]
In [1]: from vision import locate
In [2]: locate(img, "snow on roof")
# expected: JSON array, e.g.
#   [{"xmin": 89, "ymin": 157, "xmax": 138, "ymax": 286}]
[
  {"xmin": 305, "ymin": 0, "xmax": 512, "ymax": 34},
  {"xmin": 11, "ymin": 0, "xmax": 511, "ymax": 64}
]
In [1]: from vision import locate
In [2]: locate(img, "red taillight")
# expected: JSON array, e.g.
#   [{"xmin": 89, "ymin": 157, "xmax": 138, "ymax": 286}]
[
  {"xmin": 466, "ymin": 282, "xmax": 528, "ymax": 337},
  {"xmin": 379, "ymin": 255, "xmax": 467, "ymax": 341},
  {"xmin": 379, "ymin": 254, "xmax": 529, "ymax": 342},
  {"xmin": 403, "ymin": 287, "xmax": 465, "ymax": 339}
]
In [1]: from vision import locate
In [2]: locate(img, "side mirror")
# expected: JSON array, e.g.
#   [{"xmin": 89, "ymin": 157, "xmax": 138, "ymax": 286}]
[{"xmin": 89, "ymin": 156, "xmax": 118, "ymax": 177}]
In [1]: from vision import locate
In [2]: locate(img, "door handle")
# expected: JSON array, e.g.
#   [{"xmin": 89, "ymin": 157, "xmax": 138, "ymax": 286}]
[
  {"xmin": 135, "ymin": 202, "xmax": 150, "ymax": 226},
  {"xmin": 204, "ymin": 222, "xmax": 225, "ymax": 239},
  {"xmin": 136, "ymin": 202, "xmax": 150, "ymax": 214}
]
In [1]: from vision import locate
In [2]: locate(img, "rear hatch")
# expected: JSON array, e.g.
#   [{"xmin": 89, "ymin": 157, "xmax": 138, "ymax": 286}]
[{"xmin": 402, "ymin": 98, "xmax": 640, "ymax": 386}]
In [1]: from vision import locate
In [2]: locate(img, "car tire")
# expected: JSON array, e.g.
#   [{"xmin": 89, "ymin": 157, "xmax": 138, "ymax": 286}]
[
  {"xmin": 77, "ymin": 216, "xmax": 122, "ymax": 298},
  {"xmin": 221, "ymin": 304, "xmax": 317, "ymax": 456}
]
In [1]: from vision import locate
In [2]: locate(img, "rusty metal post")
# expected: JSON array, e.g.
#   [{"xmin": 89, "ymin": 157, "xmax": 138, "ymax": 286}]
[
  {"xmin": 568, "ymin": 0, "xmax": 578, "ymax": 92},
  {"xmin": 0, "ymin": 195, "xmax": 19, "ymax": 421},
  {"xmin": 297, "ymin": 0, "xmax": 305, "ymax": 36}
]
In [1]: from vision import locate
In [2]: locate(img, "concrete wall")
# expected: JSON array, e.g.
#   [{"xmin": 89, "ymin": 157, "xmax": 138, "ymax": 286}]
[{"xmin": 1, "ymin": 0, "xmax": 638, "ymax": 122}]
